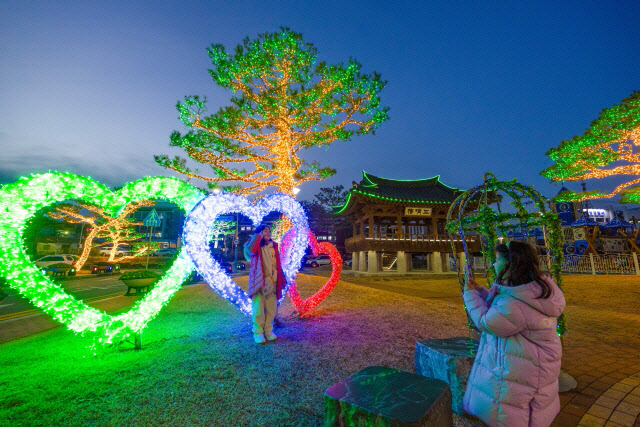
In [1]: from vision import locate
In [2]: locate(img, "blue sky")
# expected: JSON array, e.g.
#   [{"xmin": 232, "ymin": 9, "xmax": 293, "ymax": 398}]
[{"xmin": 1, "ymin": 1, "xmax": 639, "ymax": 205}]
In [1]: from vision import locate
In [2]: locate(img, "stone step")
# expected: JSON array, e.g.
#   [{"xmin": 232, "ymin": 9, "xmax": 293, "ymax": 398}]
[
  {"xmin": 324, "ymin": 365, "xmax": 453, "ymax": 426},
  {"xmin": 416, "ymin": 337, "xmax": 479, "ymax": 414}
]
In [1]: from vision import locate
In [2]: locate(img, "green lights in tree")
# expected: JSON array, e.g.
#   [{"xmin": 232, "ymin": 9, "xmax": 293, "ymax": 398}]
[
  {"xmin": 155, "ymin": 27, "xmax": 389, "ymax": 196},
  {"xmin": 542, "ymin": 91, "xmax": 640, "ymax": 203}
]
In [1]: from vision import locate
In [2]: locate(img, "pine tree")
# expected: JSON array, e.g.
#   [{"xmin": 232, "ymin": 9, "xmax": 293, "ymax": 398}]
[
  {"xmin": 542, "ymin": 91, "xmax": 640, "ymax": 203},
  {"xmin": 155, "ymin": 28, "xmax": 388, "ymax": 196}
]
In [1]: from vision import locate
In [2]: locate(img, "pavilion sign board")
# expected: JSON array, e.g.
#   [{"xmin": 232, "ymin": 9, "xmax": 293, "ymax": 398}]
[{"xmin": 404, "ymin": 207, "xmax": 432, "ymax": 216}]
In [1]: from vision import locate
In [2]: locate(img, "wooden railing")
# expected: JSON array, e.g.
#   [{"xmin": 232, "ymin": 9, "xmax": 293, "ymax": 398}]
[{"xmin": 345, "ymin": 233, "xmax": 481, "ymax": 253}]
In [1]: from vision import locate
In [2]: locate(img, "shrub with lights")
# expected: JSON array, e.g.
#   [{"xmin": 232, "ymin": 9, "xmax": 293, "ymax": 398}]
[{"xmin": 50, "ymin": 199, "xmax": 159, "ymax": 270}]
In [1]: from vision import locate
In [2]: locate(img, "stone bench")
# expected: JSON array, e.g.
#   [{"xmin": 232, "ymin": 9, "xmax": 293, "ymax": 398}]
[
  {"xmin": 415, "ymin": 337, "xmax": 479, "ymax": 414},
  {"xmin": 324, "ymin": 366, "xmax": 452, "ymax": 426}
]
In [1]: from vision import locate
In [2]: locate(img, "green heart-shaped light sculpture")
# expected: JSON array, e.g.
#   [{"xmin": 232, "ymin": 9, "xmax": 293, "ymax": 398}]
[{"xmin": 0, "ymin": 173, "xmax": 204, "ymax": 345}]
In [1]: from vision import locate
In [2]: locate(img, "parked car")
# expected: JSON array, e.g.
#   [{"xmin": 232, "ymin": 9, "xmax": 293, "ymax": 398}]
[
  {"xmin": 306, "ymin": 254, "xmax": 331, "ymax": 268},
  {"xmin": 42, "ymin": 262, "xmax": 77, "ymax": 277},
  {"xmin": 90, "ymin": 262, "xmax": 121, "ymax": 274},
  {"xmin": 98, "ymin": 244, "xmax": 132, "ymax": 257},
  {"xmin": 35, "ymin": 254, "xmax": 78, "ymax": 268},
  {"xmin": 152, "ymin": 248, "xmax": 178, "ymax": 257},
  {"xmin": 219, "ymin": 261, "xmax": 233, "ymax": 274},
  {"xmin": 235, "ymin": 261, "xmax": 246, "ymax": 270}
]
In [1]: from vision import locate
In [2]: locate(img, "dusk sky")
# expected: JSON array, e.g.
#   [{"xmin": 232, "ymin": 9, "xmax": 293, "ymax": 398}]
[{"xmin": 1, "ymin": 1, "xmax": 639, "ymax": 205}]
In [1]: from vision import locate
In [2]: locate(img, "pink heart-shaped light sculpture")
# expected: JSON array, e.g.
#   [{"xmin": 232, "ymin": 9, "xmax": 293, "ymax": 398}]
[{"xmin": 283, "ymin": 230, "xmax": 342, "ymax": 316}]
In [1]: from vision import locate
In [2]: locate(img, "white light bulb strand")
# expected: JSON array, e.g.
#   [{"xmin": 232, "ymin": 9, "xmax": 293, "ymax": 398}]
[{"xmin": 183, "ymin": 192, "xmax": 309, "ymax": 315}]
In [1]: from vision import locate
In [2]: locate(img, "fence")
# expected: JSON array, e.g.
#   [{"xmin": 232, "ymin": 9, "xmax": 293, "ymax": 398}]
[
  {"xmin": 466, "ymin": 254, "xmax": 639, "ymax": 275},
  {"xmin": 540, "ymin": 253, "xmax": 639, "ymax": 275}
]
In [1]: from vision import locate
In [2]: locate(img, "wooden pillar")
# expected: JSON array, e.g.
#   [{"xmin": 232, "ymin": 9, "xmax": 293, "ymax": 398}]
[
  {"xmin": 368, "ymin": 251, "xmax": 378, "ymax": 273},
  {"xmin": 397, "ymin": 251, "xmax": 407, "ymax": 273},
  {"xmin": 431, "ymin": 251, "xmax": 443, "ymax": 273},
  {"xmin": 397, "ymin": 216, "xmax": 403, "ymax": 238},
  {"xmin": 431, "ymin": 216, "xmax": 438, "ymax": 239},
  {"xmin": 359, "ymin": 251, "xmax": 367, "ymax": 272},
  {"xmin": 368, "ymin": 214, "xmax": 375, "ymax": 238},
  {"xmin": 459, "ymin": 252, "xmax": 467, "ymax": 271},
  {"xmin": 352, "ymin": 252, "xmax": 359, "ymax": 271}
]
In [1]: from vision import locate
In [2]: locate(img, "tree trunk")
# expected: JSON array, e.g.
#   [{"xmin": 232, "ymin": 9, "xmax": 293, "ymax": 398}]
[{"xmin": 75, "ymin": 229, "xmax": 98, "ymax": 270}]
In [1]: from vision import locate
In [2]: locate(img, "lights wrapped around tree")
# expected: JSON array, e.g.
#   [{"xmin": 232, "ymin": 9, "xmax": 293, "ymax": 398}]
[
  {"xmin": 155, "ymin": 28, "xmax": 388, "ymax": 197},
  {"xmin": 183, "ymin": 192, "xmax": 309, "ymax": 315},
  {"xmin": 0, "ymin": 173, "xmax": 204, "ymax": 345},
  {"xmin": 50, "ymin": 200, "xmax": 158, "ymax": 270},
  {"xmin": 210, "ymin": 219, "xmax": 236, "ymax": 248},
  {"xmin": 282, "ymin": 230, "xmax": 342, "ymax": 316},
  {"xmin": 542, "ymin": 91, "xmax": 640, "ymax": 203},
  {"xmin": 446, "ymin": 173, "xmax": 566, "ymax": 337}
]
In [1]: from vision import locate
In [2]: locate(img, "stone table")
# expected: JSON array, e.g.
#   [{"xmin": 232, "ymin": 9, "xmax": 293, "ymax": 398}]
[
  {"xmin": 324, "ymin": 366, "xmax": 452, "ymax": 426},
  {"xmin": 415, "ymin": 337, "xmax": 479, "ymax": 414}
]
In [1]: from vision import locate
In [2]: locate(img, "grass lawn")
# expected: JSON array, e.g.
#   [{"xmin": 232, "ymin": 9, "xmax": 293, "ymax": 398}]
[{"xmin": 1, "ymin": 272, "xmax": 638, "ymax": 426}]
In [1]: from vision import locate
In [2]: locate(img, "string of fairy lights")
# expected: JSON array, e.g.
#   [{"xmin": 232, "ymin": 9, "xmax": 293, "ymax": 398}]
[
  {"xmin": 183, "ymin": 192, "xmax": 309, "ymax": 314},
  {"xmin": 281, "ymin": 230, "xmax": 343, "ymax": 317},
  {"xmin": 543, "ymin": 91, "xmax": 640, "ymax": 203},
  {"xmin": 155, "ymin": 28, "xmax": 388, "ymax": 197},
  {"xmin": 0, "ymin": 173, "xmax": 206, "ymax": 345}
]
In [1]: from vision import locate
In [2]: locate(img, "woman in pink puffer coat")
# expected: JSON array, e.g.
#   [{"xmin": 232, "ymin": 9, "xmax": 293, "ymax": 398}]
[{"xmin": 463, "ymin": 241, "xmax": 566, "ymax": 427}]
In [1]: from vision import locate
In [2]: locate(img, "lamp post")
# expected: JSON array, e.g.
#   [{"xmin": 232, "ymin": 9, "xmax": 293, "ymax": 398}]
[{"xmin": 233, "ymin": 212, "xmax": 239, "ymax": 272}]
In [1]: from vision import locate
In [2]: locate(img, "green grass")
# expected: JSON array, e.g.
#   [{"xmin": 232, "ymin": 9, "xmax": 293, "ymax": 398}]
[
  {"xmin": 4, "ymin": 272, "xmax": 632, "ymax": 426},
  {"xmin": 0, "ymin": 275, "xmax": 472, "ymax": 426}
]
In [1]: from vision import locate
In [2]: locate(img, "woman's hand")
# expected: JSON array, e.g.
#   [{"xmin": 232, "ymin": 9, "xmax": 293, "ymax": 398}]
[{"xmin": 465, "ymin": 276, "xmax": 481, "ymax": 292}]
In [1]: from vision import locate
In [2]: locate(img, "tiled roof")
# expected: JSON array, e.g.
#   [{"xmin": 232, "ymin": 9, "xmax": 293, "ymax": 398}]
[
  {"xmin": 357, "ymin": 171, "xmax": 461, "ymax": 203},
  {"xmin": 333, "ymin": 171, "xmax": 462, "ymax": 214}
]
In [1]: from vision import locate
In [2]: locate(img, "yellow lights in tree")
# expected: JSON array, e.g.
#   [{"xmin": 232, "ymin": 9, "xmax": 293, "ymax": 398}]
[
  {"xmin": 155, "ymin": 28, "xmax": 388, "ymax": 197},
  {"xmin": 542, "ymin": 91, "xmax": 640, "ymax": 203},
  {"xmin": 50, "ymin": 200, "xmax": 158, "ymax": 269}
]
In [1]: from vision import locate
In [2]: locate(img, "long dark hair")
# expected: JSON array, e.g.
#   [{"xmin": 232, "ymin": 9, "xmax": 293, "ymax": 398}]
[
  {"xmin": 495, "ymin": 240, "xmax": 551, "ymax": 299},
  {"xmin": 254, "ymin": 224, "xmax": 272, "ymax": 247}
]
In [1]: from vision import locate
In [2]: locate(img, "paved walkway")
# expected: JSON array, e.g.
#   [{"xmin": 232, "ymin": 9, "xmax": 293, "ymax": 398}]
[
  {"xmin": 336, "ymin": 271, "xmax": 640, "ymax": 427},
  {"xmin": 553, "ymin": 309, "xmax": 640, "ymax": 427}
]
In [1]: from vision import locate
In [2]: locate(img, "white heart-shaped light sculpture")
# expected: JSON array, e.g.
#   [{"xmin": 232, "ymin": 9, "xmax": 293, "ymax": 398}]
[{"xmin": 183, "ymin": 192, "xmax": 309, "ymax": 314}]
